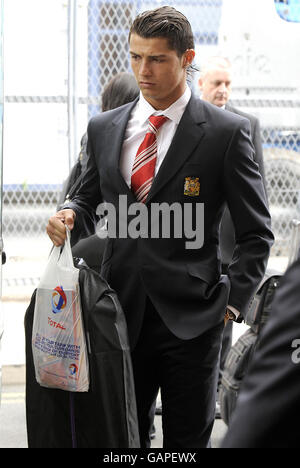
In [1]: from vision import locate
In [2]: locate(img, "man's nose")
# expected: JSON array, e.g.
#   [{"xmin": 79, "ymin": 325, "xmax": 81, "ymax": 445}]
[
  {"xmin": 218, "ymin": 83, "xmax": 227, "ymax": 93},
  {"xmin": 139, "ymin": 59, "xmax": 151, "ymax": 76}
]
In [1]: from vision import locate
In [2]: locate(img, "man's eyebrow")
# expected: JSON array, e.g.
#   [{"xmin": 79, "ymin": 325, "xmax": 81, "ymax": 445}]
[{"xmin": 129, "ymin": 51, "xmax": 168, "ymax": 58}]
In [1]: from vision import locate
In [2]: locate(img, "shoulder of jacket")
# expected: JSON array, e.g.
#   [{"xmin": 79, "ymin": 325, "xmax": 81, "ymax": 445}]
[
  {"xmin": 205, "ymin": 101, "xmax": 250, "ymax": 132},
  {"xmin": 226, "ymin": 103, "xmax": 258, "ymax": 124},
  {"xmin": 87, "ymin": 100, "xmax": 137, "ymax": 132}
]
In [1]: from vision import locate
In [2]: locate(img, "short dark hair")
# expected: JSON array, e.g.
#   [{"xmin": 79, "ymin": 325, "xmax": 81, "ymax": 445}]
[
  {"xmin": 101, "ymin": 72, "xmax": 139, "ymax": 112},
  {"xmin": 129, "ymin": 6, "xmax": 195, "ymax": 57}
]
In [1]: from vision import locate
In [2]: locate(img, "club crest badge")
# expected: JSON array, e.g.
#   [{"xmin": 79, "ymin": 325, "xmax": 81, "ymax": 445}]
[{"xmin": 184, "ymin": 177, "xmax": 200, "ymax": 196}]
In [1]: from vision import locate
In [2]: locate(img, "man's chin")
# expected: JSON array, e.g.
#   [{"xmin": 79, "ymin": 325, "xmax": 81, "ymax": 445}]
[
  {"xmin": 141, "ymin": 89, "xmax": 156, "ymax": 100},
  {"xmin": 140, "ymin": 90, "xmax": 160, "ymax": 107},
  {"xmin": 214, "ymin": 99, "xmax": 226, "ymax": 108}
]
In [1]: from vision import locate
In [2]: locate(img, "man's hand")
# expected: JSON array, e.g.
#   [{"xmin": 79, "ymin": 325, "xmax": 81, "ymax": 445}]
[
  {"xmin": 46, "ymin": 209, "xmax": 76, "ymax": 246},
  {"xmin": 224, "ymin": 314, "xmax": 230, "ymax": 326},
  {"xmin": 224, "ymin": 307, "xmax": 236, "ymax": 326}
]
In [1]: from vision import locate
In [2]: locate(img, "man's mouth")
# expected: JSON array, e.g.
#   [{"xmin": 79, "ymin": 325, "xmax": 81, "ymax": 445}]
[{"xmin": 139, "ymin": 81, "xmax": 155, "ymax": 88}]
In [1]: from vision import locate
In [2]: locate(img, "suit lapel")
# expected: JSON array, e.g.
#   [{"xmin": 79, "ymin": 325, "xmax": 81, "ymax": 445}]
[
  {"xmin": 146, "ymin": 94, "xmax": 207, "ymax": 203},
  {"xmin": 104, "ymin": 99, "xmax": 138, "ymax": 201}
]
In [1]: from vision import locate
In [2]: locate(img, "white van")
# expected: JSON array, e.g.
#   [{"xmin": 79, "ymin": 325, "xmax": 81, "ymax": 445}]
[
  {"xmin": 218, "ymin": 0, "xmax": 300, "ymax": 255},
  {"xmin": 216, "ymin": 0, "xmax": 300, "ymax": 127},
  {"xmin": 195, "ymin": 0, "xmax": 300, "ymax": 255}
]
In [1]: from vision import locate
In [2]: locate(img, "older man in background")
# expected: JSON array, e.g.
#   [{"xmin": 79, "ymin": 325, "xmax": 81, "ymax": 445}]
[
  {"xmin": 198, "ymin": 56, "xmax": 265, "ymax": 183},
  {"xmin": 199, "ymin": 56, "xmax": 267, "ymax": 417}
]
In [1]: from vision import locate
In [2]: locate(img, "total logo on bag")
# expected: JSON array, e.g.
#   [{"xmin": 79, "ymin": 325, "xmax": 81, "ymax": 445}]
[
  {"xmin": 48, "ymin": 286, "xmax": 67, "ymax": 330},
  {"xmin": 51, "ymin": 286, "xmax": 67, "ymax": 314},
  {"xmin": 69, "ymin": 364, "xmax": 78, "ymax": 377}
]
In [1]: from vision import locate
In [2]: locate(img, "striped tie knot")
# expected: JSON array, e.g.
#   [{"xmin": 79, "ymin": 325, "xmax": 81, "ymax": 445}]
[{"xmin": 148, "ymin": 114, "xmax": 169, "ymax": 134}]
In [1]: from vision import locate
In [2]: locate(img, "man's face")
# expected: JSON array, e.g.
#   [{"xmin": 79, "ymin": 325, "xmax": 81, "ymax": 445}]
[
  {"xmin": 129, "ymin": 33, "xmax": 194, "ymax": 110},
  {"xmin": 198, "ymin": 68, "xmax": 232, "ymax": 107}
]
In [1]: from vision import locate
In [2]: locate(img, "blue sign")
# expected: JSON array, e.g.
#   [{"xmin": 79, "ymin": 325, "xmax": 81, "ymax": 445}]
[{"xmin": 274, "ymin": 0, "xmax": 300, "ymax": 23}]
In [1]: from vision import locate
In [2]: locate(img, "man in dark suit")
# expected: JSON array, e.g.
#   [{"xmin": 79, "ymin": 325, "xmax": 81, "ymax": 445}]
[
  {"xmin": 46, "ymin": 7, "xmax": 273, "ymax": 448},
  {"xmin": 199, "ymin": 57, "xmax": 268, "ymax": 406},
  {"xmin": 222, "ymin": 257, "xmax": 300, "ymax": 448}
]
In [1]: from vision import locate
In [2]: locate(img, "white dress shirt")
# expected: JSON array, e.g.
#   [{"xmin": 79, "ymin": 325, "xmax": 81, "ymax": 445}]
[{"xmin": 120, "ymin": 86, "xmax": 191, "ymax": 188}]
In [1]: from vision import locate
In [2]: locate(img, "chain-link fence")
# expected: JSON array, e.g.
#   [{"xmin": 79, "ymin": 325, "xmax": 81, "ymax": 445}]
[{"xmin": 3, "ymin": 0, "xmax": 300, "ymax": 257}]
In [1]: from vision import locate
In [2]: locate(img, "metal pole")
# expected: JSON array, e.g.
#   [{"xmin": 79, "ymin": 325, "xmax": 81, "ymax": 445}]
[
  {"xmin": 0, "ymin": 0, "xmax": 4, "ymax": 405},
  {"xmin": 0, "ymin": 0, "xmax": 4, "ymax": 247},
  {"xmin": 67, "ymin": 0, "xmax": 78, "ymax": 171}
]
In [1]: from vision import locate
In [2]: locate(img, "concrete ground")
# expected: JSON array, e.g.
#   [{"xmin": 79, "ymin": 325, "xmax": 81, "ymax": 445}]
[
  {"xmin": 0, "ymin": 367, "xmax": 27, "ymax": 449},
  {"xmin": 0, "ymin": 365, "xmax": 227, "ymax": 449}
]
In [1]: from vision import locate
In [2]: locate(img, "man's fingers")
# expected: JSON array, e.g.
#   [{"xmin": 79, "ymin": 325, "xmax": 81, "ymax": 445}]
[
  {"xmin": 46, "ymin": 219, "xmax": 66, "ymax": 246},
  {"xmin": 50, "ymin": 233, "xmax": 65, "ymax": 247},
  {"xmin": 46, "ymin": 209, "xmax": 76, "ymax": 246},
  {"xmin": 58, "ymin": 209, "xmax": 76, "ymax": 228},
  {"xmin": 64, "ymin": 212, "xmax": 75, "ymax": 231}
]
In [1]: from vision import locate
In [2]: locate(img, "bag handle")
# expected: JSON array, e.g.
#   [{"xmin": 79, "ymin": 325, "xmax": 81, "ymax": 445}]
[
  {"xmin": 46, "ymin": 226, "xmax": 75, "ymax": 272},
  {"xmin": 58, "ymin": 226, "xmax": 74, "ymax": 268}
]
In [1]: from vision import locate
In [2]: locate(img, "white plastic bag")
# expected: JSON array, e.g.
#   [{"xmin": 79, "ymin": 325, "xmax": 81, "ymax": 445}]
[{"xmin": 32, "ymin": 228, "xmax": 89, "ymax": 392}]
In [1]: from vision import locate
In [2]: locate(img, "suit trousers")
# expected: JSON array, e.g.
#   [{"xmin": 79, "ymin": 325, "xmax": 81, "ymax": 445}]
[
  {"xmin": 131, "ymin": 297, "xmax": 224, "ymax": 448},
  {"xmin": 218, "ymin": 320, "xmax": 233, "ymax": 387}
]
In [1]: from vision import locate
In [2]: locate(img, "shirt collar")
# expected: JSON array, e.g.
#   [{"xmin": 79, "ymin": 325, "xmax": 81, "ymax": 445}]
[{"xmin": 136, "ymin": 86, "xmax": 191, "ymax": 126}]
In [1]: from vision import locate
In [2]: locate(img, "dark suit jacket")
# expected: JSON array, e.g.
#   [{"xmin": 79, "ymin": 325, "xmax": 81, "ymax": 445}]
[
  {"xmin": 222, "ymin": 258, "xmax": 300, "ymax": 448},
  {"xmin": 220, "ymin": 104, "xmax": 267, "ymax": 267},
  {"xmin": 65, "ymin": 94, "xmax": 273, "ymax": 347},
  {"xmin": 226, "ymin": 104, "xmax": 265, "ymax": 184}
]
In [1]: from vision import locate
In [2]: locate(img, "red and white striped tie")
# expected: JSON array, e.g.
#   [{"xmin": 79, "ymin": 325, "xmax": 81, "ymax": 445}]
[{"xmin": 131, "ymin": 115, "xmax": 168, "ymax": 203}]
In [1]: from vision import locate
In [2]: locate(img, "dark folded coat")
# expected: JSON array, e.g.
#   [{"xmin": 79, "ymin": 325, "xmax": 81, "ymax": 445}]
[{"xmin": 25, "ymin": 265, "xmax": 140, "ymax": 448}]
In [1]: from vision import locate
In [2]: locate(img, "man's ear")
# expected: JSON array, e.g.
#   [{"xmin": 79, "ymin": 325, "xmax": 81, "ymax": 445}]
[
  {"xmin": 198, "ymin": 77, "xmax": 203, "ymax": 91},
  {"xmin": 183, "ymin": 49, "xmax": 195, "ymax": 68}
]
